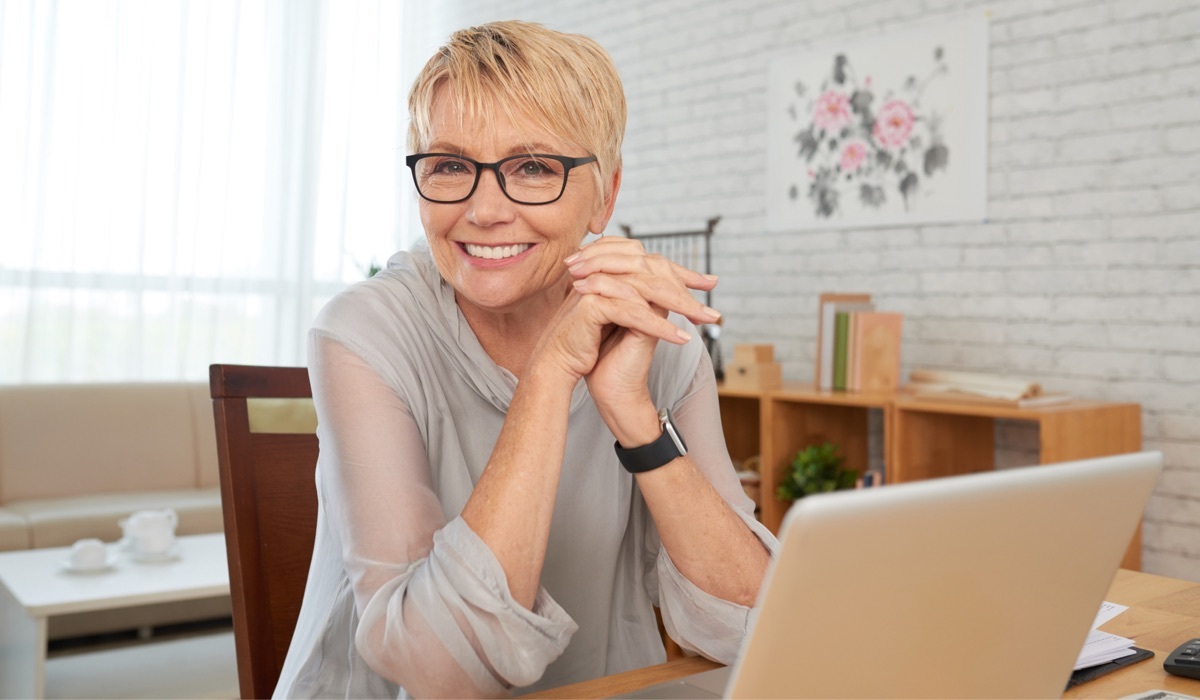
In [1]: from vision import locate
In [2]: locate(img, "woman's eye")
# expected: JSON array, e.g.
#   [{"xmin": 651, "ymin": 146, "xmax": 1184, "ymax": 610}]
[
  {"xmin": 432, "ymin": 159, "xmax": 470, "ymax": 175},
  {"xmin": 511, "ymin": 158, "xmax": 558, "ymax": 178}
]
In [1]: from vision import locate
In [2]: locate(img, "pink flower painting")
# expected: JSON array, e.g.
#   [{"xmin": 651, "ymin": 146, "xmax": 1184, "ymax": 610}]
[
  {"xmin": 873, "ymin": 100, "xmax": 915, "ymax": 149},
  {"xmin": 785, "ymin": 47, "xmax": 952, "ymax": 218},
  {"xmin": 812, "ymin": 90, "xmax": 851, "ymax": 132},
  {"xmin": 840, "ymin": 140, "xmax": 869, "ymax": 172}
]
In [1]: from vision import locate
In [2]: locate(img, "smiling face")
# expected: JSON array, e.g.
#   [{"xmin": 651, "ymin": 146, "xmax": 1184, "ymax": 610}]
[{"xmin": 419, "ymin": 89, "xmax": 619, "ymax": 320}]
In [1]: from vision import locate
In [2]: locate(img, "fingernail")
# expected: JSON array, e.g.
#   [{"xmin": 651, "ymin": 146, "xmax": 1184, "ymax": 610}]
[
  {"xmin": 572, "ymin": 278, "xmax": 587, "ymax": 290},
  {"xmin": 568, "ymin": 261, "xmax": 584, "ymax": 273},
  {"xmin": 676, "ymin": 329, "xmax": 692, "ymax": 342},
  {"xmin": 703, "ymin": 306, "xmax": 721, "ymax": 320},
  {"xmin": 703, "ymin": 274, "xmax": 718, "ymax": 282},
  {"xmin": 564, "ymin": 253, "xmax": 580, "ymax": 265}
]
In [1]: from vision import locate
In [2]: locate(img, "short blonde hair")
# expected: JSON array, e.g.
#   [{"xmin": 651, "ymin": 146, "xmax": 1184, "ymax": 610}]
[{"xmin": 408, "ymin": 20, "xmax": 626, "ymax": 196}]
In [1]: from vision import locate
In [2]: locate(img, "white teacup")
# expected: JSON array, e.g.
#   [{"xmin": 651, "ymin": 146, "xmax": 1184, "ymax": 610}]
[
  {"xmin": 120, "ymin": 508, "xmax": 178, "ymax": 555},
  {"xmin": 70, "ymin": 538, "xmax": 109, "ymax": 570}
]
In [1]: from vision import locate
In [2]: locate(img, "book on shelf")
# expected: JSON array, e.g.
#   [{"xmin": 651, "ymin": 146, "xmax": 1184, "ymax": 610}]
[
  {"xmin": 851, "ymin": 311, "xmax": 903, "ymax": 393},
  {"xmin": 815, "ymin": 292, "xmax": 873, "ymax": 391},
  {"xmin": 832, "ymin": 310, "xmax": 851, "ymax": 390},
  {"xmin": 847, "ymin": 312, "xmax": 861, "ymax": 392},
  {"xmin": 814, "ymin": 292, "xmax": 902, "ymax": 393}
]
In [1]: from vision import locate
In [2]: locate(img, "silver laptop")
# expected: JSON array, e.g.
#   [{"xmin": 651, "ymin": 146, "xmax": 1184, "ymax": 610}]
[{"xmin": 623, "ymin": 451, "xmax": 1162, "ymax": 699}]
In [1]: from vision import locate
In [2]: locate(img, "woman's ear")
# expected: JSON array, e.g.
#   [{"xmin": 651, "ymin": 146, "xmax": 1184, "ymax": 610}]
[{"xmin": 588, "ymin": 167, "xmax": 622, "ymax": 234}]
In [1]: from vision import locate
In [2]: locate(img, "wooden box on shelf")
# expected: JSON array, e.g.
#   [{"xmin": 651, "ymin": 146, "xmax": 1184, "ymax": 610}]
[{"xmin": 723, "ymin": 344, "xmax": 782, "ymax": 392}]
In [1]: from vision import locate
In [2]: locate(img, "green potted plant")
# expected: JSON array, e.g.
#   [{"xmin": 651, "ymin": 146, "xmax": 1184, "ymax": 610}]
[{"xmin": 776, "ymin": 442, "xmax": 858, "ymax": 501}]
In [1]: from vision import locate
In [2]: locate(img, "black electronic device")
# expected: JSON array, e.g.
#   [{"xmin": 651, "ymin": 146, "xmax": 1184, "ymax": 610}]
[
  {"xmin": 1163, "ymin": 637, "xmax": 1200, "ymax": 680},
  {"xmin": 1067, "ymin": 648, "xmax": 1154, "ymax": 688}
]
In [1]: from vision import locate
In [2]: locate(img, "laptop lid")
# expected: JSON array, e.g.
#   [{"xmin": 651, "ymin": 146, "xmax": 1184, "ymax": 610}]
[{"xmin": 722, "ymin": 450, "xmax": 1162, "ymax": 699}]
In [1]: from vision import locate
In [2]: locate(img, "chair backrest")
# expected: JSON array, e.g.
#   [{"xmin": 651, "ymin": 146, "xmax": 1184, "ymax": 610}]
[{"xmin": 210, "ymin": 364, "xmax": 318, "ymax": 700}]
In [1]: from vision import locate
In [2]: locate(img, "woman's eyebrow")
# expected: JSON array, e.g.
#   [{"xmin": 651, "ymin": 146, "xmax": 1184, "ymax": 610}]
[
  {"xmin": 423, "ymin": 141, "xmax": 565, "ymax": 158},
  {"xmin": 509, "ymin": 142, "xmax": 559, "ymax": 155},
  {"xmin": 425, "ymin": 140, "xmax": 465, "ymax": 154}
]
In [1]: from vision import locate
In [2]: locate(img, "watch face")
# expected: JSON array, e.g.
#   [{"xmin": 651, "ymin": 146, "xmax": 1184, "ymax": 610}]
[{"xmin": 663, "ymin": 418, "xmax": 687, "ymax": 455}]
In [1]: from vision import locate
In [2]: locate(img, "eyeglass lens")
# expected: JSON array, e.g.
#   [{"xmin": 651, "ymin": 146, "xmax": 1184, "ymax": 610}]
[{"xmin": 412, "ymin": 155, "xmax": 569, "ymax": 204}]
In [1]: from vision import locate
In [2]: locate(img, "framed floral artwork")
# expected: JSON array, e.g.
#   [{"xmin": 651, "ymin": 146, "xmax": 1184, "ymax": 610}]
[{"xmin": 766, "ymin": 15, "xmax": 988, "ymax": 231}]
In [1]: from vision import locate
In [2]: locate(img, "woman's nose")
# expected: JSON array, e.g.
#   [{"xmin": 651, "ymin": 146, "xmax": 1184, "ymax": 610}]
[{"xmin": 465, "ymin": 169, "xmax": 516, "ymax": 226}]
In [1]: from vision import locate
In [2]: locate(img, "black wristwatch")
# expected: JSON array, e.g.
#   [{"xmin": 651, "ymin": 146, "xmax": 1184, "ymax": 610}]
[{"xmin": 614, "ymin": 408, "xmax": 688, "ymax": 473}]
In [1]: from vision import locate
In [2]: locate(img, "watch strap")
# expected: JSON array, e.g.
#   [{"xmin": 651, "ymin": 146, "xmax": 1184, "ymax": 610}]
[{"xmin": 614, "ymin": 409, "xmax": 687, "ymax": 473}]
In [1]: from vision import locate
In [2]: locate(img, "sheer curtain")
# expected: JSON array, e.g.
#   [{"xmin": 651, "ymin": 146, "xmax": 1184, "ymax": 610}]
[{"xmin": 0, "ymin": 0, "xmax": 427, "ymax": 383}]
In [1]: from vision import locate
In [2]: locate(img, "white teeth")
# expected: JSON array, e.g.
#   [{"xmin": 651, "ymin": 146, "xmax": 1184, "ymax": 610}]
[{"xmin": 464, "ymin": 243, "xmax": 531, "ymax": 260}]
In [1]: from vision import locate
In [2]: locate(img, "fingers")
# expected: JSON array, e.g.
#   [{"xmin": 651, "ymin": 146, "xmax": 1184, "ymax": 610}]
[
  {"xmin": 566, "ymin": 237, "xmax": 718, "ymax": 291},
  {"xmin": 571, "ymin": 271, "xmax": 652, "ymax": 310},
  {"xmin": 565, "ymin": 237, "xmax": 720, "ymax": 326},
  {"xmin": 531, "ymin": 287, "xmax": 687, "ymax": 386},
  {"xmin": 571, "ymin": 283, "xmax": 693, "ymax": 346}
]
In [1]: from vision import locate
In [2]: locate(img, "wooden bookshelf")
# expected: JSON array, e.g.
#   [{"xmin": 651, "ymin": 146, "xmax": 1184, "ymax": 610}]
[
  {"xmin": 716, "ymin": 384, "xmax": 1145, "ymax": 569},
  {"xmin": 890, "ymin": 397, "xmax": 1143, "ymax": 481}
]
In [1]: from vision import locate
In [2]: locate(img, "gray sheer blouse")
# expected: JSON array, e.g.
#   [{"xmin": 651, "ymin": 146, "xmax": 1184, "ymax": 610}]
[{"xmin": 273, "ymin": 247, "xmax": 778, "ymax": 698}]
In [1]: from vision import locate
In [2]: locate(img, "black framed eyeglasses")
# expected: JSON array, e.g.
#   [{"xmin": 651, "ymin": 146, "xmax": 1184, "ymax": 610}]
[{"xmin": 405, "ymin": 153, "xmax": 598, "ymax": 205}]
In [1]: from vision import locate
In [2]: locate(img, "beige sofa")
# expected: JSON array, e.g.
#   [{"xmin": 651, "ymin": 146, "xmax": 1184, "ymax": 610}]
[{"xmin": 0, "ymin": 381, "xmax": 230, "ymax": 637}]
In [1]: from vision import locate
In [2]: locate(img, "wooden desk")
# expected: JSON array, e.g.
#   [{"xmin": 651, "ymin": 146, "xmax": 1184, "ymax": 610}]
[
  {"xmin": 528, "ymin": 569, "xmax": 1200, "ymax": 699},
  {"xmin": 523, "ymin": 656, "xmax": 721, "ymax": 699},
  {"xmin": 1066, "ymin": 569, "xmax": 1200, "ymax": 698}
]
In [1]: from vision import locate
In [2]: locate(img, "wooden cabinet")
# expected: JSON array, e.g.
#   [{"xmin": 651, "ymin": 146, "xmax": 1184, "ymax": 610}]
[
  {"xmin": 717, "ymin": 384, "xmax": 1145, "ymax": 569},
  {"xmin": 715, "ymin": 385, "xmax": 763, "ymax": 470},
  {"xmin": 721, "ymin": 383, "xmax": 891, "ymax": 536},
  {"xmin": 890, "ymin": 397, "xmax": 1142, "ymax": 481}
]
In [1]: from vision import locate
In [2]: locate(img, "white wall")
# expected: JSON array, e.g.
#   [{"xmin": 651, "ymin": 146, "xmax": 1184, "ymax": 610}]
[{"xmin": 427, "ymin": 0, "xmax": 1200, "ymax": 581}]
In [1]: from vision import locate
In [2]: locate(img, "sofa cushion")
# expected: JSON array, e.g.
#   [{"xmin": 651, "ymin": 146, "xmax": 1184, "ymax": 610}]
[
  {"xmin": 0, "ymin": 507, "xmax": 30, "ymax": 551},
  {"xmin": 6, "ymin": 488, "xmax": 223, "ymax": 548},
  {"xmin": 0, "ymin": 383, "xmax": 208, "ymax": 502},
  {"xmin": 188, "ymin": 383, "xmax": 221, "ymax": 489}
]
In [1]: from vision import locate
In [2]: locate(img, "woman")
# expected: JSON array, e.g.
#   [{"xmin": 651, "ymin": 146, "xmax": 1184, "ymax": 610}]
[{"xmin": 276, "ymin": 20, "xmax": 777, "ymax": 698}]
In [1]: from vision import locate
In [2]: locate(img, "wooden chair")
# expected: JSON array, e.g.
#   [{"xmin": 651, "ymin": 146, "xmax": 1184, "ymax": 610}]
[{"xmin": 210, "ymin": 364, "xmax": 318, "ymax": 699}]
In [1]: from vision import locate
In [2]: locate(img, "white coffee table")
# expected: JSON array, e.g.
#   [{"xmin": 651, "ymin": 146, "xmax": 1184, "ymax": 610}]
[{"xmin": 0, "ymin": 533, "xmax": 230, "ymax": 699}]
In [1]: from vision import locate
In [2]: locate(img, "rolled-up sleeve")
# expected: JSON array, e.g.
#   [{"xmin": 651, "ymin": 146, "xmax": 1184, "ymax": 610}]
[
  {"xmin": 311, "ymin": 335, "xmax": 578, "ymax": 697},
  {"xmin": 653, "ymin": 509, "xmax": 778, "ymax": 662},
  {"xmin": 356, "ymin": 518, "xmax": 577, "ymax": 696},
  {"xmin": 648, "ymin": 355, "xmax": 781, "ymax": 663}
]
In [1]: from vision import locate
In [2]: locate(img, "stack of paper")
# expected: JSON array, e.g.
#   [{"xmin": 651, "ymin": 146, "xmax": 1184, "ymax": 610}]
[
  {"xmin": 908, "ymin": 369, "xmax": 1040, "ymax": 400},
  {"xmin": 1075, "ymin": 601, "xmax": 1138, "ymax": 670},
  {"xmin": 905, "ymin": 368, "xmax": 1072, "ymax": 408}
]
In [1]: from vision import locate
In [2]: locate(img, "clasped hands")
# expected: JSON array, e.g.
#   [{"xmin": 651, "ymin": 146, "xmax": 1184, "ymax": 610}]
[{"xmin": 533, "ymin": 236, "xmax": 719, "ymax": 444}]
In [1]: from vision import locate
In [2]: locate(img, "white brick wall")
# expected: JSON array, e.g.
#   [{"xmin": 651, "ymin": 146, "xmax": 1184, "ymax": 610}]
[{"xmin": 433, "ymin": 0, "xmax": 1200, "ymax": 581}]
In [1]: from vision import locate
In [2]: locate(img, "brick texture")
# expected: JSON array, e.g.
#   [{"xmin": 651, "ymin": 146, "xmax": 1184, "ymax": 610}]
[{"xmin": 432, "ymin": 0, "xmax": 1200, "ymax": 581}]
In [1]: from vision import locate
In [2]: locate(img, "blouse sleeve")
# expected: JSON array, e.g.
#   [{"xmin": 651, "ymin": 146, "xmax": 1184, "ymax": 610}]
[
  {"xmin": 308, "ymin": 334, "xmax": 577, "ymax": 698},
  {"xmin": 650, "ymin": 354, "xmax": 781, "ymax": 663}
]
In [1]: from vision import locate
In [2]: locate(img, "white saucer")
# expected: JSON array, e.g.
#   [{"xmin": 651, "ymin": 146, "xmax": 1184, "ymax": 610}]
[
  {"xmin": 130, "ymin": 543, "xmax": 181, "ymax": 563},
  {"xmin": 60, "ymin": 553, "xmax": 120, "ymax": 574}
]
